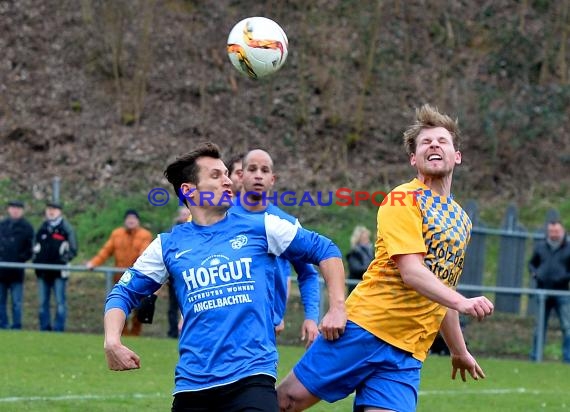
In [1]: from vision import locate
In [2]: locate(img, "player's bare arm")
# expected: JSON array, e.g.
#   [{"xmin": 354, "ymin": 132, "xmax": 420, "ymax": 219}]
[
  {"xmin": 394, "ymin": 253, "xmax": 494, "ymax": 320},
  {"xmin": 439, "ymin": 309, "xmax": 486, "ymax": 381},
  {"xmin": 317, "ymin": 257, "xmax": 346, "ymax": 340},
  {"xmin": 104, "ymin": 308, "xmax": 141, "ymax": 371}
]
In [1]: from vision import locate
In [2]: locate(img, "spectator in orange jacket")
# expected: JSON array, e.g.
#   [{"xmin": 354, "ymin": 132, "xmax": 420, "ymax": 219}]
[{"xmin": 87, "ymin": 209, "xmax": 153, "ymax": 336}]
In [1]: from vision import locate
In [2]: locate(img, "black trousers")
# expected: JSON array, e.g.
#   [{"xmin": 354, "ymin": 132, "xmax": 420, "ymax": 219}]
[
  {"xmin": 171, "ymin": 375, "xmax": 277, "ymax": 412},
  {"xmin": 167, "ymin": 278, "xmax": 179, "ymax": 338}
]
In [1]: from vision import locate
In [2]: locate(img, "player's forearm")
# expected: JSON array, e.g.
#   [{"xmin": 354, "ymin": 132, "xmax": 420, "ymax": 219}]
[
  {"xmin": 439, "ymin": 309, "xmax": 468, "ymax": 355},
  {"xmin": 401, "ymin": 264, "xmax": 464, "ymax": 310},
  {"xmin": 318, "ymin": 257, "xmax": 346, "ymax": 309},
  {"xmin": 104, "ymin": 308, "xmax": 127, "ymax": 347}
]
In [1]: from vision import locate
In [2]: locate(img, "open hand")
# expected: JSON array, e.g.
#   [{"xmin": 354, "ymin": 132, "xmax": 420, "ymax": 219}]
[{"xmin": 451, "ymin": 352, "xmax": 485, "ymax": 381}]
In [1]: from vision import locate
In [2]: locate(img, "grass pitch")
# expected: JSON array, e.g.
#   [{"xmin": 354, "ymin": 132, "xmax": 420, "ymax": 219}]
[{"xmin": 0, "ymin": 331, "xmax": 568, "ymax": 411}]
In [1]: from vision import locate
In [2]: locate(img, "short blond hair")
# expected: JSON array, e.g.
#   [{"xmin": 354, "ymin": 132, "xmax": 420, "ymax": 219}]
[{"xmin": 403, "ymin": 104, "xmax": 461, "ymax": 156}]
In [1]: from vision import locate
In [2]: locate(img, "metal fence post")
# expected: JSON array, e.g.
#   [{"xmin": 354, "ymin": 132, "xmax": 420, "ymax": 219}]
[
  {"xmin": 495, "ymin": 204, "xmax": 526, "ymax": 313},
  {"xmin": 319, "ymin": 277, "xmax": 326, "ymax": 323},
  {"xmin": 105, "ymin": 270, "xmax": 114, "ymax": 295},
  {"xmin": 534, "ymin": 290, "xmax": 547, "ymax": 362},
  {"xmin": 462, "ymin": 200, "xmax": 486, "ymax": 298},
  {"xmin": 52, "ymin": 176, "xmax": 61, "ymax": 203}
]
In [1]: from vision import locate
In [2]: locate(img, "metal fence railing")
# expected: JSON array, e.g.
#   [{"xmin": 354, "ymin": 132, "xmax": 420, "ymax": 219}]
[
  {"xmin": 2, "ymin": 260, "xmax": 569, "ymax": 362},
  {"xmin": 321, "ymin": 279, "xmax": 570, "ymax": 363},
  {"xmin": 0, "ymin": 261, "xmax": 126, "ymax": 294}
]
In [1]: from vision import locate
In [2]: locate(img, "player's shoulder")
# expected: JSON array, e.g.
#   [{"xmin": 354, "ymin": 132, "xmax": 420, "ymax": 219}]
[
  {"xmin": 265, "ymin": 203, "xmax": 297, "ymax": 224},
  {"xmin": 228, "ymin": 206, "xmax": 264, "ymax": 222},
  {"xmin": 163, "ymin": 221, "xmax": 188, "ymax": 239},
  {"xmin": 391, "ymin": 178, "xmax": 425, "ymax": 194},
  {"xmin": 377, "ymin": 179, "xmax": 423, "ymax": 211},
  {"xmin": 229, "ymin": 206, "xmax": 297, "ymax": 233},
  {"xmin": 207, "ymin": 210, "xmax": 267, "ymax": 237}
]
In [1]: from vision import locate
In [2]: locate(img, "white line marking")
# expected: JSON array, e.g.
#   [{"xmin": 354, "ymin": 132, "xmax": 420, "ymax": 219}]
[
  {"xmin": 0, "ymin": 393, "xmax": 168, "ymax": 403},
  {"xmin": 2, "ymin": 388, "xmax": 558, "ymax": 403},
  {"xmin": 420, "ymin": 388, "xmax": 553, "ymax": 396}
]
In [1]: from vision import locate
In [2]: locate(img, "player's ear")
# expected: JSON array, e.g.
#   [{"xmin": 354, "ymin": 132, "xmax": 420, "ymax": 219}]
[
  {"xmin": 455, "ymin": 151, "xmax": 462, "ymax": 165},
  {"xmin": 409, "ymin": 153, "xmax": 417, "ymax": 167},
  {"xmin": 180, "ymin": 183, "xmax": 197, "ymax": 200}
]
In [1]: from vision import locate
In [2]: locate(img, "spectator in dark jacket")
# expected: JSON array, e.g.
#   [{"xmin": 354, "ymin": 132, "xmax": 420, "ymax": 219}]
[
  {"xmin": 529, "ymin": 220, "xmax": 570, "ymax": 363},
  {"xmin": 0, "ymin": 201, "xmax": 34, "ymax": 329},
  {"xmin": 346, "ymin": 225, "xmax": 374, "ymax": 294},
  {"xmin": 33, "ymin": 202, "xmax": 78, "ymax": 332}
]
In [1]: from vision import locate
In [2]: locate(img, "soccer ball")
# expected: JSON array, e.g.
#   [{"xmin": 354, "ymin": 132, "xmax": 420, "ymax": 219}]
[{"xmin": 227, "ymin": 17, "xmax": 289, "ymax": 79}]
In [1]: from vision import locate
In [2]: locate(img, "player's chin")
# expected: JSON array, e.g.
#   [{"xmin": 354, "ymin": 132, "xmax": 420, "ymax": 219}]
[
  {"xmin": 248, "ymin": 190, "xmax": 264, "ymax": 199},
  {"xmin": 213, "ymin": 203, "xmax": 232, "ymax": 213}
]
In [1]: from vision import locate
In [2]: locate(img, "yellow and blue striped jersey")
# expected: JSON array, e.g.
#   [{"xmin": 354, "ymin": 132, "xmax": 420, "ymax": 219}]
[{"xmin": 346, "ymin": 178, "xmax": 472, "ymax": 361}]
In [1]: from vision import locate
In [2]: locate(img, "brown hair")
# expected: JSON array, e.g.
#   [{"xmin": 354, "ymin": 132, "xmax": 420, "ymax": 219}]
[
  {"xmin": 403, "ymin": 104, "xmax": 461, "ymax": 155},
  {"xmin": 164, "ymin": 142, "xmax": 222, "ymax": 203},
  {"xmin": 226, "ymin": 153, "xmax": 245, "ymax": 175}
]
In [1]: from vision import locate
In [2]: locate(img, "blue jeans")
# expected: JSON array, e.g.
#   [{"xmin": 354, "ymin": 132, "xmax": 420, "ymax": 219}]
[
  {"xmin": 0, "ymin": 281, "xmax": 24, "ymax": 329},
  {"xmin": 531, "ymin": 295, "xmax": 570, "ymax": 363},
  {"xmin": 37, "ymin": 276, "xmax": 67, "ymax": 332}
]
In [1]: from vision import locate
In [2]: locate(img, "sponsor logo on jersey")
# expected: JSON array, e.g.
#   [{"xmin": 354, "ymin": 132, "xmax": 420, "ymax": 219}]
[
  {"xmin": 193, "ymin": 294, "xmax": 253, "ymax": 313},
  {"xmin": 230, "ymin": 234, "xmax": 248, "ymax": 249},
  {"xmin": 174, "ymin": 248, "xmax": 193, "ymax": 259},
  {"xmin": 181, "ymin": 254, "xmax": 253, "ymax": 291}
]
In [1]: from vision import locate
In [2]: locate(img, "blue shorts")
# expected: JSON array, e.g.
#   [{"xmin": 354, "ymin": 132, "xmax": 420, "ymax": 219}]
[{"xmin": 293, "ymin": 321, "xmax": 422, "ymax": 412}]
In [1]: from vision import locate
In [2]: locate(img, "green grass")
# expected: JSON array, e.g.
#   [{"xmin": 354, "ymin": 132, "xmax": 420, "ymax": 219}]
[{"xmin": 0, "ymin": 331, "xmax": 569, "ymax": 412}]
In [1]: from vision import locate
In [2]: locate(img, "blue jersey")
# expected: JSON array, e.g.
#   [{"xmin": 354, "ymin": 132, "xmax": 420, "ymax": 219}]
[
  {"xmin": 105, "ymin": 212, "xmax": 340, "ymax": 393},
  {"xmin": 230, "ymin": 203, "xmax": 320, "ymax": 324}
]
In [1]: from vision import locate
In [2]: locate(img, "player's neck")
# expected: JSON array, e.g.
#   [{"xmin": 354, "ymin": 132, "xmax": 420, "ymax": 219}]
[
  {"xmin": 189, "ymin": 207, "xmax": 228, "ymax": 226},
  {"xmin": 241, "ymin": 193, "xmax": 268, "ymax": 212},
  {"xmin": 417, "ymin": 174, "xmax": 453, "ymax": 197}
]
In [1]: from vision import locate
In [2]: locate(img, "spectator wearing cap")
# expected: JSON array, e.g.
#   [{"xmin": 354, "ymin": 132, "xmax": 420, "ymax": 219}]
[
  {"xmin": 87, "ymin": 209, "xmax": 153, "ymax": 336},
  {"xmin": 33, "ymin": 202, "xmax": 78, "ymax": 332},
  {"xmin": 0, "ymin": 201, "xmax": 34, "ymax": 329}
]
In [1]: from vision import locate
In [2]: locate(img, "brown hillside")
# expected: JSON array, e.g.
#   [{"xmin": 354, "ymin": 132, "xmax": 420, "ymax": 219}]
[{"xmin": 1, "ymin": 0, "xmax": 569, "ymax": 205}]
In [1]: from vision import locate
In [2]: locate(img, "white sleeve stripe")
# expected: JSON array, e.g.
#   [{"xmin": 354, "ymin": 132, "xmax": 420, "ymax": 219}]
[
  {"xmin": 264, "ymin": 213, "xmax": 298, "ymax": 256},
  {"xmin": 131, "ymin": 236, "xmax": 168, "ymax": 284}
]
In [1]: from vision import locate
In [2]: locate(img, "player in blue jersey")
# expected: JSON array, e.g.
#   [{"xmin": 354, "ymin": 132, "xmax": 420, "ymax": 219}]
[
  {"xmin": 226, "ymin": 152, "xmax": 245, "ymax": 197},
  {"xmin": 103, "ymin": 142, "xmax": 347, "ymax": 412},
  {"xmin": 231, "ymin": 149, "xmax": 320, "ymax": 347}
]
